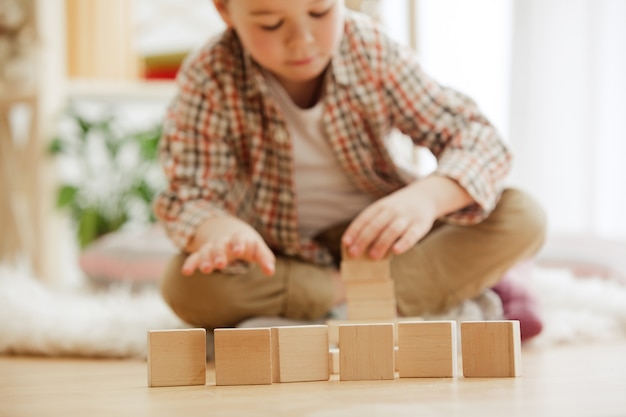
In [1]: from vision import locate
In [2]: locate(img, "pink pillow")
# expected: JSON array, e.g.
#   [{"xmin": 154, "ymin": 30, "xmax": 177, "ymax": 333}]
[{"xmin": 79, "ymin": 225, "xmax": 178, "ymax": 287}]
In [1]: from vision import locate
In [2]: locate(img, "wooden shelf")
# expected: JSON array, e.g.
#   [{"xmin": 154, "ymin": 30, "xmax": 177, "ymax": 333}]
[{"xmin": 66, "ymin": 79, "xmax": 177, "ymax": 101}]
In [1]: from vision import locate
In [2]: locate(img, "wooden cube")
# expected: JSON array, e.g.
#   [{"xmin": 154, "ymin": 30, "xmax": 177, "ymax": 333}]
[
  {"xmin": 271, "ymin": 325, "xmax": 329, "ymax": 383},
  {"xmin": 147, "ymin": 328, "xmax": 206, "ymax": 387},
  {"xmin": 327, "ymin": 317, "xmax": 424, "ymax": 347},
  {"xmin": 461, "ymin": 320, "xmax": 522, "ymax": 378},
  {"xmin": 340, "ymin": 259, "xmax": 391, "ymax": 282},
  {"xmin": 327, "ymin": 319, "xmax": 397, "ymax": 346},
  {"xmin": 345, "ymin": 280, "xmax": 395, "ymax": 301},
  {"xmin": 347, "ymin": 299, "xmax": 397, "ymax": 320},
  {"xmin": 339, "ymin": 324, "xmax": 394, "ymax": 381},
  {"xmin": 397, "ymin": 321, "xmax": 457, "ymax": 378},
  {"xmin": 214, "ymin": 328, "xmax": 272, "ymax": 386}
]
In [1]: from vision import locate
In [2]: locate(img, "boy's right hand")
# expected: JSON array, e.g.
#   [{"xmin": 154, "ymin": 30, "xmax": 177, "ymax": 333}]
[{"xmin": 182, "ymin": 216, "xmax": 276, "ymax": 277}]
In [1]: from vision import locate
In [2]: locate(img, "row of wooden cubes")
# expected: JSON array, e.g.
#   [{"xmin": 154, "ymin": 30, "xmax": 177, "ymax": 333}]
[{"xmin": 148, "ymin": 320, "xmax": 521, "ymax": 387}]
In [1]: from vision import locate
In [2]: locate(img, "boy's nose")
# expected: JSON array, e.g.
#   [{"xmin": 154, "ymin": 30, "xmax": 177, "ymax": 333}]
[{"xmin": 286, "ymin": 23, "xmax": 314, "ymax": 49}]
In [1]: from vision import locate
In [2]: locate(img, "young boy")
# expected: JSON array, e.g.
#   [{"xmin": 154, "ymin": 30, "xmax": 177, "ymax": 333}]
[{"xmin": 154, "ymin": 0, "xmax": 546, "ymax": 339}]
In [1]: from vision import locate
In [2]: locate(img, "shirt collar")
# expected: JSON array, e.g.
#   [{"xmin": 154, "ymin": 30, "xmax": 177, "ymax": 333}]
[{"xmin": 328, "ymin": 29, "xmax": 352, "ymax": 87}]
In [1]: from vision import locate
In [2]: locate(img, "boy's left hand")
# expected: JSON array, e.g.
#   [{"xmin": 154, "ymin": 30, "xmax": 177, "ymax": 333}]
[{"xmin": 341, "ymin": 175, "xmax": 473, "ymax": 260}]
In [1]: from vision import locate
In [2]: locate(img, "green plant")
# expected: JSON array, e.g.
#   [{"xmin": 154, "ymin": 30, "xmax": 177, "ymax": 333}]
[{"xmin": 48, "ymin": 106, "xmax": 164, "ymax": 248}]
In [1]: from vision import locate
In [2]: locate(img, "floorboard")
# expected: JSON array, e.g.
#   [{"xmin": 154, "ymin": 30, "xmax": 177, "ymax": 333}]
[{"xmin": 1, "ymin": 341, "xmax": 626, "ymax": 417}]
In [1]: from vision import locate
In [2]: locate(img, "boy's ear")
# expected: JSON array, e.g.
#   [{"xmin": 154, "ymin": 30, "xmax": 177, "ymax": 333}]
[{"xmin": 213, "ymin": 0, "xmax": 234, "ymax": 27}]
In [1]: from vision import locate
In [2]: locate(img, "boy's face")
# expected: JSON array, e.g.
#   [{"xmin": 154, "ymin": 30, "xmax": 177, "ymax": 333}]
[{"xmin": 215, "ymin": 0, "xmax": 344, "ymax": 86}]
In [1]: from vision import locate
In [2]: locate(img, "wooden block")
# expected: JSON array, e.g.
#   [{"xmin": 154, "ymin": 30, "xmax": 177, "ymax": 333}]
[
  {"xmin": 147, "ymin": 328, "xmax": 206, "ymax": 387},
  {"xmin": 327, "ymin": 317, "xmax": 424, "ymax": 347},
  {"xmin": 397, "ymin": 321, "xmax": 457, "ymax": 378},
  {"xmin": 330, "ymin": 346, "xmax": 398, "ymax": 375},
  {"xmin": 271, "ymin": 325, "xmax": 329, "ymax": 383},
  {"xmin": 345, "ymin": 280, "xmax": 395, "ymax": 301},
  {"xmin": 461, "ymin": 320, "xmax": 522, "ymax": 378},
  {"xmin": 330, "ymin": 346, "xmax": 397, "ymax": 375},
  {"xmin": 341, "ymin": 245, "xmax": 391, "ymax": 262},
  {"xmin": 340, "ymin": 258, "xmax": 391, "ymax": 282},
  {"xmin": 214, "ymin": 328, "xmax": 272, "ymax": 386},
  {"xmin": 347, "ymin": 299, "xmax": 397, "ymax": 320},
  {"xmin": 327, "ymin": 319, "xmax": 397, "ymax": 346},
  {"xmin": 339, "ymin": 324, "xmax": 394, "ymax": 381}
]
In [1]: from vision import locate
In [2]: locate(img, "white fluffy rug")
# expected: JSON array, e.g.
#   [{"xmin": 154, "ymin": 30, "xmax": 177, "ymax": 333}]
[
  {"xmin": 528, "ymin": 267, "xmax": 626, "ymax": 347},
  {"xmin": 1, "ymin": 263, "xmax": 625, "ymax": 358},
  {"xmin": 0, "ymin": 263, "xmax": 186, "ymax": 358}
]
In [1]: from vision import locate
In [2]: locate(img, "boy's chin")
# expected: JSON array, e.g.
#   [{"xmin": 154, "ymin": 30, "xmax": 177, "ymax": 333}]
[{"xmin": 281, "ymin": 65, "xmax": 330, "ymax": 83}]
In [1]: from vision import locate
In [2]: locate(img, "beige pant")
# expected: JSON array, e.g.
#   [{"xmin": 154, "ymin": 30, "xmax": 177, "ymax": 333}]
[{"xmin": 160, "ymin": 189, "xmax": 546, "ymax": 329}]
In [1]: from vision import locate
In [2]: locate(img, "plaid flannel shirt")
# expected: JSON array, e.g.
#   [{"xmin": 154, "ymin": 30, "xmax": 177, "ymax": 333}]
[{"xmin": 153, "ymin": 11, "xmax": 512, "ymax": 267}]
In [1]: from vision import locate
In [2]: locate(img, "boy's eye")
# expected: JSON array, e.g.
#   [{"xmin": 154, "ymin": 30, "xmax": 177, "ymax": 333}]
[
  {"xmin": 260, "ymin": 20, "xmax": 284, "ymax": 31},
  {"xmin": 310, "ymin": 5, "xmax": 333, "ymax": 18}
]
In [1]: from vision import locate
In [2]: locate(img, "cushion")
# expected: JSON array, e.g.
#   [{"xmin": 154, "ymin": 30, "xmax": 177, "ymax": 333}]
[{"xmin": 79, "ymin": 225, "xmax": 178, "ymax": 287}]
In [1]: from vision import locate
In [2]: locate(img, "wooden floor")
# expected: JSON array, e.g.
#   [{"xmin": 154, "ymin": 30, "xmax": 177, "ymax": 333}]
[{"xmin": 1, "ymin": 341, "xmax": 626, "ymax": 417}]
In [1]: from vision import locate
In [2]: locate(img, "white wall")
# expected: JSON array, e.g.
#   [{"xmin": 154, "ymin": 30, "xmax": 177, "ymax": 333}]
[
  {"xmin": 134, "ymin": 0, "xmax": 225, "ymax": 55},
  {"xmin": 416, "ymin": 0, "xmax": 514, "ymax": 139},
  {"xmin": 508, "ymin": 0, "xmax": 626, "ymax": 240},
  {"xmin": 379, "ymin": 0, "xmax": 411, "ymax": 46},
  {"xmin": 385, "ymin": 0, "xmax": 626, "ymax": 241}
]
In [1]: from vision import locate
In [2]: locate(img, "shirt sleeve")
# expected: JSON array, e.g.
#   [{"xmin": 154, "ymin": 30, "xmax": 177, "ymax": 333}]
[
  {"xmin": 153, "ymin": 60, "xmax": 235, "ymax": 250},
  {"xmin": 380, "ymin": 38, "xmax": 512, "ymax": 225}
]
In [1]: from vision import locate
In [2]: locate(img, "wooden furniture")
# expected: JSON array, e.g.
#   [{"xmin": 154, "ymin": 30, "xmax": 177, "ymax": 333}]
[
  {"xmin": 65, "ymin": 0, "xmax": 139, "ymax": 80},
  {"xmin": 0, "ymin": 90, "xmax": 46, "ymax": 277}
]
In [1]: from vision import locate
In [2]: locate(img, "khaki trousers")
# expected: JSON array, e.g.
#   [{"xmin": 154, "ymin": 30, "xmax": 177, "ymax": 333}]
[{"xmin": 160, "ymin": 188, "xmax": 546, "ymax": 329}]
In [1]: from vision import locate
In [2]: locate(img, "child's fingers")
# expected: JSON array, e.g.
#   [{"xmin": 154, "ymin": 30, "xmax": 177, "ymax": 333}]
[
  {"xmin": 392, "ymin": 222, "xmax": 429, "ymax": 255},
  {"xmin": 254, "ymin": 243, "xmax": 276, "ymax": 276},
  {"xmin": 342, "ymin": 213, "xmax": 371, "ymax": 255},
  {"xmin": 211, "ymin": 251, "xmax": 228, "ymax": 269},
  {"xmin": 197, "ymin": 241, "xmax": 229, "ymax": 273},
  {"xmin": 343, "ymin": 206, "xmax": 393, "ymax": 257},
  {"xmin": 368, "ymin": 216, "xmax": 410, "ymax": 259},
  {"xmin": 182, "ymin": 252, "xmax": 202, "ymax": 275},
  {"xmin": 237, "ymin": 238, "xmax": 275, "ymax": 276},
  {"xmin": 185, "ymin": 232, "xmax": 275, "ymax": 276},
  {"xmin": 229, "ymin": 238, "xmax": 245, "ymax": 257},
  {"xmin": 226, "ymin": 236, "xmax": 275, "ymax": 276}
]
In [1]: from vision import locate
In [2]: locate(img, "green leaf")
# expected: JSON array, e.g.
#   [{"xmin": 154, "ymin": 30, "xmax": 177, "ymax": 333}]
[
  {"xmin": 76, "ymin": 116, "xmax": 92, "ymax": 136},
  {"xmin": 56, "ymin": 185, "xmax": 79, "ymax": 209},
  {"xmin": 135, "ymin": 127, "xmax": 162, "ymax": 161},
  {"xmin": 47, "ymin": 138, "xmax": 64, "ymax": 155},
  {"xmin": 78, "ymin": 208, "xmax": 100, "ymax": 248},
  {"xmin": 133, "ymin": 180, "xmax": 154, "ymax": 202}
]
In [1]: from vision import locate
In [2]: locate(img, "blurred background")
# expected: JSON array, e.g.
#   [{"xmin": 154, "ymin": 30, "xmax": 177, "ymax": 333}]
[{"xmin": 1, "ymin": 0, "xmax": 625, "ymax": 288}]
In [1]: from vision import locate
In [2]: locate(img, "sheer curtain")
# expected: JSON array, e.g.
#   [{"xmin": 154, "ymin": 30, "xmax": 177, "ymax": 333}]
[
  {"xmin": 508, "ymin": 0, "xmax": 626, "ymax": 241},
  {"xmin": 413, "ymin": 0, "xmax": 626, "ymax": 241}
]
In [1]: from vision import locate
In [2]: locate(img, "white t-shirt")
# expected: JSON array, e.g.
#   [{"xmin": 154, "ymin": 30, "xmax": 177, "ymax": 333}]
[{"xmin": 264, "ymin": 72, "xmax": 377, "ymax": 239}]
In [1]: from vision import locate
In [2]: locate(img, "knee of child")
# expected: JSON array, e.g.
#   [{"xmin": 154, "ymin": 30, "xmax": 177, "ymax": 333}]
[
  {"xmin": 501, "ymin": 188, "xmax": 547, "ymax": 250},
  {"xmin": 159, "ymin": 258, "xmax": 243, "ymax": 328}
]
